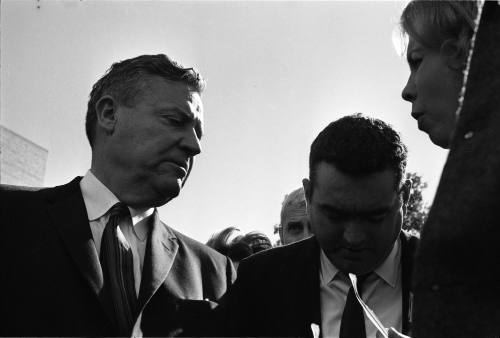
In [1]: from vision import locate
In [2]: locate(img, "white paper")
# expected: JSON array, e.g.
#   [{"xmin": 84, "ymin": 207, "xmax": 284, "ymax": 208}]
[{"xmin": 348, "ymin": 273, "xmax": 389, "ymax": 338}]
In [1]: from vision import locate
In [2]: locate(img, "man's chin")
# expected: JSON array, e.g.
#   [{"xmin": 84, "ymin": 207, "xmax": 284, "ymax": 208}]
[
  {"xmin": 334, "ymin": 257, "xmax": 373, "ymax": 276},
  {"xmin": 152, "ymin": 180, "xmax": 182, "ymax": 206}
]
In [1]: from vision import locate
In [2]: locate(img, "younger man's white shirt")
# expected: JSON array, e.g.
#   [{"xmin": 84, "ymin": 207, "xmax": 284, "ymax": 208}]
[{"xmin": 319, "ymin": 239, "xmax": 402, "ymax": 338}]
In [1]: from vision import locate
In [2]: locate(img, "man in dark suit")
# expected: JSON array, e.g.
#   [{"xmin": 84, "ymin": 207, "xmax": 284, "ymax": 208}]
[
  {"xmin": 222, "ymin": 114, "xmax": 418, "ymax": 337},
  {"xmin": 0, "ymin": 54, "xmax": 235, "ymax": 337}
]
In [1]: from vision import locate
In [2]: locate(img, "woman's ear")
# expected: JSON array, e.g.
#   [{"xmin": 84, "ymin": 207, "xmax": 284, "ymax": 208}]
[{"xmin": 440, "ymin": 38, "xmax": 468, "ymax": 71}]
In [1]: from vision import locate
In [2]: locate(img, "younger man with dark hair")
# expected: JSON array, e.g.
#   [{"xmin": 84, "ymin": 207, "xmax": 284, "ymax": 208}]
[{"xmin": 222, "ymin": 114, "xmax": 417, "ymax": 337}]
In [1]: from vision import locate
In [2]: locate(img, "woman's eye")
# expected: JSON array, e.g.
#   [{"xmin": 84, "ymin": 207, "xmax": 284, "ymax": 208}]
[
  {"xmin": 409, "ymin": 54, "xmax": 423, "ymax": 70},
  {"xmin": 367, "ymin": 213, "xmax": 387, "ymax": 223}
]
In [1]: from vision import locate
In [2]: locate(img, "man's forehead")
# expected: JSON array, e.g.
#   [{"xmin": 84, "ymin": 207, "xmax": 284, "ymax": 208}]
[
  {"xmin": 317, "ymin": 192, "xmax": 398, "ymax": 214},
  {"xmin": 313, "ymin": 171, "xmax": 398, "ymax": 211},
  {"xmin": 282, "ymin": 206, "xmax": 307, "ymax": 223},
  {"xmin": 148, "ymin": 78, "xmax": 203, "ymax": 120},
  {"xmin": 189, "ymin": 91, "xmax": 204, "ymax": 117}
]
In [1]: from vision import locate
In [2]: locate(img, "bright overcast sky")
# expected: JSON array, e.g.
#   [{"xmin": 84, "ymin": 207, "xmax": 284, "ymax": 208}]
[{"xmin": 0, "ymin": 0, "xmax": 448, "ymax": 243}]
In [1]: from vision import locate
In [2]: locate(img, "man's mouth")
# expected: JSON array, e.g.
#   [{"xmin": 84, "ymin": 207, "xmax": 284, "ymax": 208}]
[
  {"xmin": 159, "ymin": 160, "xmax": 188, "ymax": 176},
  {"xmin": 167, "ymin": 159, "xmax": 188, "ymax": 171},
  {"xmin": 411, "ymin": 111, "xmax": 424, "ymax": 120},
  {"xmin": 335, "ymin": 247, "xmax": 367, "ymax": 255}
]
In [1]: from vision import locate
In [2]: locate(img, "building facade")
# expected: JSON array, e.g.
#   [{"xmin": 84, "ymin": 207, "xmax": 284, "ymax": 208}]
[{"xmin": 0, "ymin": 125, "xmax": 48, "ymax": 186}]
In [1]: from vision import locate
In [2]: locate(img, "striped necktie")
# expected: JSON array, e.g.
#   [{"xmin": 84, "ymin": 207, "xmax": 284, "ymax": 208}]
[{"xmin": 100, "ymin": 202, "xmax": 137, "ymax": 336}]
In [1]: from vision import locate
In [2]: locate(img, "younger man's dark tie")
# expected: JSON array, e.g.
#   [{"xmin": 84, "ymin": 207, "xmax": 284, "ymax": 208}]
[
  {"xmin": 100, "ymin": 202, "xmax": 138, "ymax": 336},
  {"xmin": 339, "ymin": 274, "xmax": 367, "ymax": 338}
]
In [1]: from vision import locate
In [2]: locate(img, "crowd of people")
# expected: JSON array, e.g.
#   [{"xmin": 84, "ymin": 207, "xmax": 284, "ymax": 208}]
[{"xmin": 0, "ymin": 1, "xmax": 485, "ymax": 337}]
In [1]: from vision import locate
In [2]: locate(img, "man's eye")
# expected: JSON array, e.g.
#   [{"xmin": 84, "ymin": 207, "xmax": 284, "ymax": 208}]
[
  {"xmin": 326, "ymin": 212, "xmax": 344, "ymax": 221},
  {"xmin": 366, "ymin": 213, "xmax": 387, "ymax": 223},
  {"xmin": 286, "ymin": 222, "xmax": 303, "ymax": 231},
  {"xmin": 163, "ymin": 115, "xmax": 183, "ymax": 125}
]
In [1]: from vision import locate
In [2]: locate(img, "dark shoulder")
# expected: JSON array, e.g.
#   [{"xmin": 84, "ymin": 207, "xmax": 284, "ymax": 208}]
[
  {"xmin": 239, "ymin": 236, "xmax": 317, "ymax": 272},
  {"xmin": 169, "ymin": 226, "xmax": 230, "ymax": 263},
  {"xmin": 0, "ymin": 178, "xmax": 83, "ymax": 222},
  {"xmin": 400, "ymin": 230, "xmax": 420, "ymax": 264},
  {"xmin": 0, "ymin": 178, "xmax": 81, "ymax": 202},
  {"xmin": 0, "ymin": 184, "xmax": 50, "ymax": 206},
  {"xmin": 0, "ymin": 184, "xmax": 43, "ymax": 192},
  {"xmin": 401, "ymin": 230, "xmax": 420, "ymax": 247}
]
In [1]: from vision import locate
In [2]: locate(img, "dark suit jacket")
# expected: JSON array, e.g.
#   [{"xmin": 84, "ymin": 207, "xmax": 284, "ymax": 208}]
[
  {"xmin": 0, "ymin": 177, "xmax": 235, "ymax": 337},
  {"xmin": 221, "ymin": 233, "xmax": 418, "ymax": 337}
]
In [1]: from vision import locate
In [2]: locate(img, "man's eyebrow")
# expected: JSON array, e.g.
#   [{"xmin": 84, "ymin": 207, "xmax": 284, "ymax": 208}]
[
  {"xmin": 158, "ymin": 106, "xmax": 203, "ymax": 137},
  {"xmin": 158, "ymin": 106, "xmax": 195, "ymax": 119},
  {"xmin": 286, "ymin": 220, "xmax": 304, "ymax": 228},
  {"xmin": 319, "ymin": 204, "xmax": 392, "ymax": 215},
  {"xmin": 359, "ymin": 206, "xmax": 392, "ymax": 215},
  {"xmin": 318, "ymin": 204, "xmax": 347, "ymax": 213}
]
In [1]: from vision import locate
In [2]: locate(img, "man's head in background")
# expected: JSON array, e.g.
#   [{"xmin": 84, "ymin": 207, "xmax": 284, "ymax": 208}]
[
  {"xmin": 279, "ymin": 187, "xmax": 312, "ymax": 245},
  {"xmin": 303, "ymin": 114, "xmax": 411, "ymax": 275},
  {"xmin": 207, "ymin": 228, "xmax": 272, "ymax": 269},
  {"xmin": 86, "ymin": 54, "xmax": 205, "ymax": 208}
]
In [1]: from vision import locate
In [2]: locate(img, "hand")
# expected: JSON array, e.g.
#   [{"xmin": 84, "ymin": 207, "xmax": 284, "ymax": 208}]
[
  {"xmin": 387, "ymin": 327, "xmax": 411, "ymax": 338},
  {"xmin": 376, "ymin": 327, "xmax": 411, "ymax": 338},
  {"xmin": 166, "ymin": 328, "xmax": 183, "ymax": 337}
]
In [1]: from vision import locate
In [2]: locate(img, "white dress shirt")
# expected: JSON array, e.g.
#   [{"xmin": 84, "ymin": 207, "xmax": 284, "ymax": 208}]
[
  {"xmin": 80, "ymin": 170, "xmax": 154, "ymax": 295},
  {"xmin": 319, "ymin": 239, "xmax": 402, "ymax": 338}
]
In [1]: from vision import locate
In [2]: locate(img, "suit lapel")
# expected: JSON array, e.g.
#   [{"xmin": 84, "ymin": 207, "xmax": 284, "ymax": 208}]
[
  {"xmin": 400, "ymin": 231, "xmax": 418, "ymax": 335},
  {"xmin": 137, "ymin": 210, "xmax": 178, "ymax": 312},
  {"xmin": 45, "ymin": 178, "xmax": 112, "ymax": 321}
]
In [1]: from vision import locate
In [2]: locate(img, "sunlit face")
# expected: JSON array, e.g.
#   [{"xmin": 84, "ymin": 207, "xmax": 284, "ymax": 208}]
[
  {"xmin": 401, "ymin": 36, "xmax": 463, "ymax": 149},
  {"xmin": 280, "ymin": 206, "xmax": 312, "ymax": 245},
  {"xmin": 304, "ymin": 163, "xmax": 407, "ymax": 275},
  {"xmin": 105, "ymin": 75, "xmax": 203, "ymax": 208}
]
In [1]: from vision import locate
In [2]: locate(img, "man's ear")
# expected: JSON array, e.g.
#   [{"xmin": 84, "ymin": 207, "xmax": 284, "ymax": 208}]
[
  {"xmin": 95, "ymin": 95, "xmax": 118, "ymax": 135},
  {"xmin": 302, "ymin": 178, "xmax": 312, "ymax": 213},
  {"xmin": 440, "ymin": 38, "xmax": 468, "ymax": 71},
  {"xmin": 401, "ymin": 179, "xmax": 412, "ymax": 215}
]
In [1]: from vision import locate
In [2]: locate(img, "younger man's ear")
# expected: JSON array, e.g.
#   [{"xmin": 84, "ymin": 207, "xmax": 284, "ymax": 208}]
[
  {"xmin": 95, "ymin": 95, "xmax": 118, "ymax": 134},
  {"xmin": 302, "ymin": 178, "xmax": 312, "ymax": 211},
  {"xmin": 441, "ymin": 38, "xmax": 468, "ymax": 71},
  {"xmin": 401, "ymin": 179, "xmax": 412, "ymax": 215}
]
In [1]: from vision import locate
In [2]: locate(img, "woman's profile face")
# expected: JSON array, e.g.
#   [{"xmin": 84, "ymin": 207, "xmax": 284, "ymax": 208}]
[{"xmin": 401, "ymin": 34, "xmax": 464, "ymax": 149}]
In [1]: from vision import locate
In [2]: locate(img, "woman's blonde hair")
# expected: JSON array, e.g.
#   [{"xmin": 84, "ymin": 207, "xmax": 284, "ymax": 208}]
[{"xmin": 401, "ymin": 0, "xmax": 478, "ymax": 58}]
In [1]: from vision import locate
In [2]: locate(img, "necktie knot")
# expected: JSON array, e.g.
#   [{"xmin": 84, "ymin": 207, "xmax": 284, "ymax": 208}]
[
  {"xmin": 355, "ymin": 273, "xmax": 370, "ymax": 294},
  {"xmin": 108, "ymin": 202, "xmax": 130, "ymax": 219}
]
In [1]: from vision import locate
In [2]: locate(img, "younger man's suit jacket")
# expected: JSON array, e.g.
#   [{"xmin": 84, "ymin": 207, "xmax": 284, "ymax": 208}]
[{"xmin": 222, "ymin": 233, "xmax": 418, "ymax": 337}]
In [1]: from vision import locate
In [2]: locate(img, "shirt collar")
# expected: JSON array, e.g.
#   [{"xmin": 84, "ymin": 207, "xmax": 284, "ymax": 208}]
[
  {"xmin": 373, "ymin": 237, "xmax": 401, "ymax": 288},
  {"xmin": 319, "ymin": 237, "xmax": 401, "ymax": 288},
  {"xmin": 80, "ymin": 170, "xmax": 154, "ymax": 232},
  {"xmin": 319, "ymin": 248, "xmax": 340, "ymax": 286}
]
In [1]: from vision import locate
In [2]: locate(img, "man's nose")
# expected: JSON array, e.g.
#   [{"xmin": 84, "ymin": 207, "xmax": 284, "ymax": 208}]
[
  {"xmin": 343, "ymin": 222, "xmax": 366, "ymax": 247},
  {"xmin": 180, "ymin": 128, "xmax": 202, "ymax": 156},
  {"xmin": 402, "ymin": 75, "xmax": 416, "ymax": 102}
]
